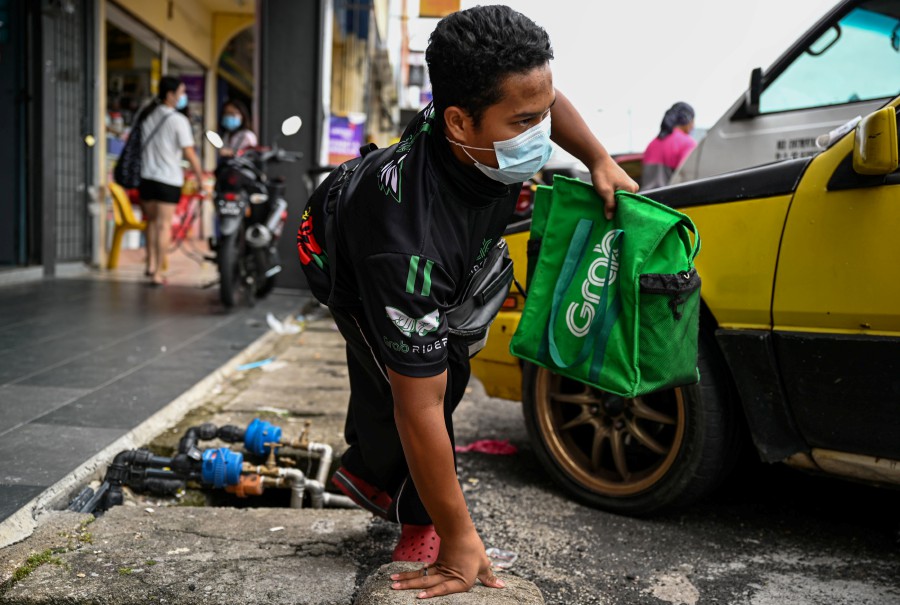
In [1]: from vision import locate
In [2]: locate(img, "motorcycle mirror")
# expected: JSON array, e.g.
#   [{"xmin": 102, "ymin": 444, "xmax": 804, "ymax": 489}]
[
  {"xmin": 206, "ymin": 130, "xmax": 224, "ymax": 149},
  {"xmin": 281, "ymin": 116, "xmax": 302, "ymax": 137}
]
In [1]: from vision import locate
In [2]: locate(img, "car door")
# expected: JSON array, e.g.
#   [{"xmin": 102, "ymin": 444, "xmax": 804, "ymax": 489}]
[
  {"xmin": 674, "ymin": 0, "xmax": 900, "ymax": 182},
  {"xmin": 771, "ymin": 100, "xmax": 900, "ymax": 461}
]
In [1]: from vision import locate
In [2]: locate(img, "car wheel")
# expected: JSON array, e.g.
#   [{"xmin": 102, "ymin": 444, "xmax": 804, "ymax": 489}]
[{"xmin": 522, "ymin": 333, "xmax": 741, "ymax": 515}]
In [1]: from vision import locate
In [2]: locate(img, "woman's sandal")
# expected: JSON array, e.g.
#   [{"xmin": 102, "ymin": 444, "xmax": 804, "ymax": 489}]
[{"xmin": 392, "ymin": 523, "xmax": 440, "ymax": 564}]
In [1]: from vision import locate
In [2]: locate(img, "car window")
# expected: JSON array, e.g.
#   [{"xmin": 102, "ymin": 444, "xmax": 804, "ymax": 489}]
[{"xmin": 760, "ymin": 1, "xmax": 900, "ymax": 114}]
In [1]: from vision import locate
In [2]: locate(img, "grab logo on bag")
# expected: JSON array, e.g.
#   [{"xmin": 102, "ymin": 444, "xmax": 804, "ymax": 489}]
[{"xmin": 566, "ymin": 230, "xmax": 619, "ymax": 338}]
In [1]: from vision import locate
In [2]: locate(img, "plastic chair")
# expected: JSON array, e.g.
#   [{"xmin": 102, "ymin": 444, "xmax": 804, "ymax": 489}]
[{"xmin": 107, "ymin": 181, "xmax": 146, "ymax": 269}]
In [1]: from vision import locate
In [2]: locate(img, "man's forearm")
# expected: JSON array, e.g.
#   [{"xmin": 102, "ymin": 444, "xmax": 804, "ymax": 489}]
[
  {"xmin": 390, "ymin": 369, "xmax": 474, "ymax": 536},
  {"xmin": 550, "ymin": 88, "xmax": 612, "ymax": 168}
]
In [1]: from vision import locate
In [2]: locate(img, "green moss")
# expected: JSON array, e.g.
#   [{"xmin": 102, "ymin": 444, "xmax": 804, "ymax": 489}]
[
  {"xmin": 56, "ymin": 517, "xmax": 95, "ymax": 544},
  {"xmin": 145, "ymin": 560, "xmax": 157, "ymax": 566},
  {"xmin": 118, "ymin": 567, "xmax": 133, "ymax": 576},
  {"xmin": 11, "ymin": 549, "xmax": 64, "ymax": 583}
]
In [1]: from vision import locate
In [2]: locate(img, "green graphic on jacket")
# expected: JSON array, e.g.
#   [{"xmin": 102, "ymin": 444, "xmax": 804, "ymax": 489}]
[
  {"xmin": 476, "ymin": 238, "xmax": 493, "ymax": 262},
  {"xmin": 376, "ymin": 105, "xmax": 434, "ymax": 204},
  {"xmin": 405, "ymin": 255, "xmax": 434, "ymax": 296}
]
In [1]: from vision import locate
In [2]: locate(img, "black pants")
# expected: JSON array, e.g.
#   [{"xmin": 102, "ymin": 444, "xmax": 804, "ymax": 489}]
[{"xmin": 330, "ymin": 306, "xmax": 471, "ymax": 525}]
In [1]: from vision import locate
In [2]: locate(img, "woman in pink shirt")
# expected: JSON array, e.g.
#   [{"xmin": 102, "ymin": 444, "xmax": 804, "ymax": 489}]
[{"xmin": 641, "ymin": 102, "xmax": 696, "ymax": 190}]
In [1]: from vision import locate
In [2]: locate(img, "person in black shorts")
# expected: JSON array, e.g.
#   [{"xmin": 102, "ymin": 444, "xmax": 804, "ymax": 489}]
[
  {"xmin": 136, "ymin": 76, "xmax": 205, "ymax": 286},
  {"xmin": 298, "ymin": 5, "xmax": 638, "ymax": 599}
]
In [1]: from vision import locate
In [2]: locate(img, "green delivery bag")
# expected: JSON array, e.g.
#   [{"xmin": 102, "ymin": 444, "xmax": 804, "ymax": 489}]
[{"xmin": 510, "ymin": 176, "xmax": 701, "ymax": 398}]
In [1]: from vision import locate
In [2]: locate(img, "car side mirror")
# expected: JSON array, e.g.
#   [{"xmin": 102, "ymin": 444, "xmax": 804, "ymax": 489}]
[
  {"xmin": 853, "ymin": 107, "xmax": 899, "ymax": 175},
  {"xmin": 743, "ymin": 67, "xmax": 762, "ymax": 117}
]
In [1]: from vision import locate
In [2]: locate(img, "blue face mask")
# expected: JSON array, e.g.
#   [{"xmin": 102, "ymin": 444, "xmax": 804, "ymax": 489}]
[
  {"xmin": 222, "ymin": 115, "xmax": 242, "ymax": 131},
  {"xmin": 448, "ymin": 115, "xmax": 553, "ymax": 185},
  {"xmin": 176, "ymin": 93, "xmax": 188, "ymax": 110}
]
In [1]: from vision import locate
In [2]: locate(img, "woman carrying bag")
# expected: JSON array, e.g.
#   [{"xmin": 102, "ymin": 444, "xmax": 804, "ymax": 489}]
[{"xmin": 137, "ymin": 75, "xmax": 205, "ymax": 286}]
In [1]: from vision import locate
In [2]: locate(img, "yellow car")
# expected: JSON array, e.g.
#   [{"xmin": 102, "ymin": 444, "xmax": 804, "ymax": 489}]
[{"xmin": 472, "ymin": 98, "xmax": 900, "ymax": 515}]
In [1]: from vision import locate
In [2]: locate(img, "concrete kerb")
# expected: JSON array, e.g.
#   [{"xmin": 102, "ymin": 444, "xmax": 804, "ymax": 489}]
[{"xmin": 0, "ymin": 302, "xmax": 317, "ymax": 550}]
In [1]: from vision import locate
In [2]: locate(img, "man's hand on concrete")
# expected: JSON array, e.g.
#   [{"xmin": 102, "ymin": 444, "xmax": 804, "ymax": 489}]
[{"xmin": 390, "ymin": 528, "xmax": 505, "ymax": 599}]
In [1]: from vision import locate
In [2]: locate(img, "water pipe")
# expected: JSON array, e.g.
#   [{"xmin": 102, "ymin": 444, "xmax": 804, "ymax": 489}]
[
  {"xmin": 179, "ymin": 423, "xmax": 245, "ymax": 458},
  {"xmin": 304, "ymin": 478, "xmax": 356, "ymax": 509},
  {"xmin": 259, "ymin": 468, "xmax": 355, "ymax": 509},
  {"xmin": 307, "ymin": 442, "xmax": 333, "ymax": 485}
]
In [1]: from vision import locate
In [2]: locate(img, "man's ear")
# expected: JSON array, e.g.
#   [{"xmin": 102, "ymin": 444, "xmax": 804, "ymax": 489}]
[{"xmin": 443, "ymin": 106, "xmax": 472, "ymax": 142}]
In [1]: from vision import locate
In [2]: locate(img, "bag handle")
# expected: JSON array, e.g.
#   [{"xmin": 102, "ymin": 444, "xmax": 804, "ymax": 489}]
[
  {"xmin": 616, "ymin": 188, "xmax": 701, "ymax": 262},
  {"xmin": 547, "ymin": 219, "xmax": 622, "ymax": 370},
  {"xmin": 680, "ymin": 215, "xmax": 701, "ymax": 262},
  {"xmin": 141, "ymin": 110, "xmax": 174, "ymax": 151}
]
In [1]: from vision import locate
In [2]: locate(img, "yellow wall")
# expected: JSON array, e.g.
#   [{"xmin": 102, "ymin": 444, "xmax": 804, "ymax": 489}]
[
  {"xmin": 213, "ymin": 13, "xmax": 254, "ymax": 60},
  {"xmin": 114, "ymin": 0, "xmax": 214, "ymax": 66}
]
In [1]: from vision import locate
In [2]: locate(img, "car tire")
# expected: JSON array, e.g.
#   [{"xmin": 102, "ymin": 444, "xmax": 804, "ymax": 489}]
[{"xmin": 521, "ymin": 332, "xmax": 742, "ymax": 515}]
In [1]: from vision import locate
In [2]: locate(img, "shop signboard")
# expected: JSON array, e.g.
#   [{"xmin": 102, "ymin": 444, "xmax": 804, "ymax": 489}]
[
  {"xmin": 181, "ymin": 74, "xmax": 205, "ymax": 103},
  {"xmin": 328, "ymin": 113, "xmax": 366, "ymax": 165},
  {"xmin": 419, "ymin": 0, "xmax": 459, "ymax": 17}
]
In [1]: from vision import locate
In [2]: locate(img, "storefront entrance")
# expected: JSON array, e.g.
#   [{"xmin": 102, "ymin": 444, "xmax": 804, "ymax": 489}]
[{"xmin": 105, "ymin": 2, "xmax": 207, "ymax": 181}]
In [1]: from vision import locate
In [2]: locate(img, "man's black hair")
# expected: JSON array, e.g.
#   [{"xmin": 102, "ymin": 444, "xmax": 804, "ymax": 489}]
[
  {"xmin": 157, "ymin": 75, "xmax": 183, "ymax": 102},
  {"xmin": 426, "ymin": 5, "xmax": 553, "ymax": 128}
]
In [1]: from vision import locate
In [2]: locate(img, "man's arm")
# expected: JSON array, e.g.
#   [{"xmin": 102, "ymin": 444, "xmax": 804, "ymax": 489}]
[
  {"xmin": 550, "ymin": 89, "xmax": 639, "ymax": 218},
  {"xmin": 389, "ymin": 369, "xmax": 503, "ymax": 598}
]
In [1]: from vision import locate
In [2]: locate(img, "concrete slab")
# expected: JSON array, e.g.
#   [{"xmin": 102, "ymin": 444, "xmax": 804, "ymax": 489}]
[
  {"xmin": 355, "ymin": 562, "xmax": 543, "ymax": 605},
  {"xmin": 0, "ymin": 507, "xmax": 370, "ymax": 605},
  {"xmin": 225, "ymin": 386, "xmax": 349, "ymax": 417},
  {"xmin": 279, "ymin": 345, "xmax": 348, "ymax": 364},
  {"xmin": 0, "ymin": 510, "xmax": 94, "ymax": 587},
  {"xmin": 251, "ymin": 365, "xmax": 349, "ymax": 391}
]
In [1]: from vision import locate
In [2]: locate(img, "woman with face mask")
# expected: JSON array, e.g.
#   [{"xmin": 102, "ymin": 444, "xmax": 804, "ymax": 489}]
[
  {"xmin": 218, "ymin": 98, "xmax": 257, "ymax": 158},
  {"xmin": 136, "ymin": 75, "xmax": 206, "ymax": 286}
]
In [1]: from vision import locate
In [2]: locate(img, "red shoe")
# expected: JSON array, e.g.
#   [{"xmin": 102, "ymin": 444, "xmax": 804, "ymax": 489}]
[
  {"xmin": 331, "ymin": 467, "xmax": 392, "ymax": 520},
  {"xmin": 392, "ymin": 524, "xmax": 440, "ymax": 564}
]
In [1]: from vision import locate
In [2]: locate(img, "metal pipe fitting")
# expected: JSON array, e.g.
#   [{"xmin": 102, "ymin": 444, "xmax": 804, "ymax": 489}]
[
  {"xmin": 307, "ymin": 442, "xmax": 333, "ymax": 485},
  {"xmin": 280, "ymin": 468, "xmax": 306, "ymax": 509}
]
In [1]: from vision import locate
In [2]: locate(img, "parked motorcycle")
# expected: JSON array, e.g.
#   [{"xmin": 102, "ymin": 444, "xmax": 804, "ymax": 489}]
[{"xmin": 206, "ymin": 116, "xmax": 302, "ymax": 307}]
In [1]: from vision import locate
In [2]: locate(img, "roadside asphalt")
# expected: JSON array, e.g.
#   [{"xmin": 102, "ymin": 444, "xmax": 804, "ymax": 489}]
[{"xmin": 0, "ymin": 298, "xmax": 544, "ymax": 604}]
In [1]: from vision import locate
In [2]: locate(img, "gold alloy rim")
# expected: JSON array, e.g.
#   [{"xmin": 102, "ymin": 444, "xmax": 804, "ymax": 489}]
[{"xmin": 534, "ymin": 368, "xmax": 686, "ymax": 497}]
